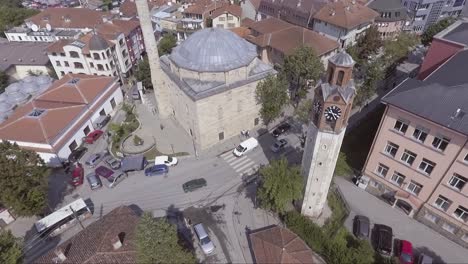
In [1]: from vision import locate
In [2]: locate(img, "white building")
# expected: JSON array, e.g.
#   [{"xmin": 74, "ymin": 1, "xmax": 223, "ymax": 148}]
[
  {"xmin": 212, "ymin": 4, "xmax": 242, "ymax": 29},
  {"xmin": 0, "ymin": 74, "xmax": 123, "ymax": 166}
]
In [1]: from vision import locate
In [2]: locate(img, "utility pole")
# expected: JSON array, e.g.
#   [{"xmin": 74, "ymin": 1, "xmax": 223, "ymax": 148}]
[{"xmin": 70, "ymin": 206, "xmax": 85, "ymax": 230}]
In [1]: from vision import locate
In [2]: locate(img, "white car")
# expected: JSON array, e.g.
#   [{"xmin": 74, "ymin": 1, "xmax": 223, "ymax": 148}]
[{"xmin": 154, "ymin": 155, "xmax": 178, "ymax": 166}]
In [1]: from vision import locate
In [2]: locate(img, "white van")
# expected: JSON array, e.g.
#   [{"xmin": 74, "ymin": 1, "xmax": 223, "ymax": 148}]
[{"xmin": 233, "ymin": 137, "xmax": 259, "ymax": 157}]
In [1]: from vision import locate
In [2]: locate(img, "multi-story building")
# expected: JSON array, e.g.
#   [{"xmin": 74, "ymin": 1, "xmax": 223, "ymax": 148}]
[
  {"xmin": 258, "ymin": 0, "xmax": 327, "ymax": 28},
  {"xmin": 0, "ymin": 42, "xmax": 51, "ymax": 80},
  {"xmin": 46, "ymin": 20, "xmax": 144, "ymax": 79},
  {"xmin": 361, "ymin": 20, "xmax": 468, "ymax": 248},
  {"xmin": 212, "ymin": 4, "xmax": 242, "ymax": 29},
  {"xmin": 368, "ymin": 0, "xmax": 410, "ymax": 39},
  {"xmin": 402, "ymin": 0, "xmax": 466, "ymax": 33}
]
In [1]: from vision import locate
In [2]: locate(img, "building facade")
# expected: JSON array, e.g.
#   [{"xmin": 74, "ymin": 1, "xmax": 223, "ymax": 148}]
[
  {"xmin": 0, "ymin": 42, "xmax": 51, "ymax": 80},
  {"xmin": 368, "ymin": 0, "xmax": 409, "ymax": 39},
  {"xmin": 212, "ymin": 5, "xmax": 242, "ymax": 29}
]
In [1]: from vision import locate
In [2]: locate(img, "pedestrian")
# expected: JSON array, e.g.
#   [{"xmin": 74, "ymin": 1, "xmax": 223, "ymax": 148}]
[{"xmin": 245, "ymin": 130, "xmax": 250, "ymax": 137}]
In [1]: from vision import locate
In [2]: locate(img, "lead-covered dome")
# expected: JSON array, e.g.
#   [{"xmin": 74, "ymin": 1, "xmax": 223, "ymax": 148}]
[
  {"xmin": 170, "ymin": 28, "xmax": 258, "ymax": 72},
  {"xmin": 329, "ymin": 51, "xmax": 355, "ymax": 67}
]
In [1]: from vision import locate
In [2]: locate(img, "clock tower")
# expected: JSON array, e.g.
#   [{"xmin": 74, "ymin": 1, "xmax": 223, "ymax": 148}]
[{"xmin": 301, "ymin": 51, "xmax": 356, "ymax": 218}]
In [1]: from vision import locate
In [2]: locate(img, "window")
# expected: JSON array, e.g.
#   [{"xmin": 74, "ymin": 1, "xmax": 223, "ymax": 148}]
[
  {"xmin": 394, "ymin": 119, "xmax": 409, "ymax": 133},
  {"xmin": 227, "ymin": 15, "xmax": 233, "ymax": 20},
  {"xmin": 90, "ymin": 62, "xmax": 94, "ymax": 68},
  {"xmin": 424, "ymin": 212, "xmax": 439, "ymax": 223},
  {"xmin": 442, "ymin": 223, "xmax": 456, "ymax": 234},
  {"xmin": 336, "ymin": 70, "xmax": 345, "ymax": 86},
  {"xmin": 407, "ymin": 181, "xmax": 423, "ymax": 196},
  {"xmin": 454, "ymin": 206, "xmax": 468, "ymax": 222},
  {"xmin": 110, "ymin": 98, "xmax": 116, "ymax": 109},
  {"xmin": 218, "ymin": 132, "xmax": 224, "ymax": 140},
  {"xmin": 125, "ymin": 59, "xmax": 130, "ymax": 66},
  {"xmin": 391, "ymin": 172, "xmax": 406, "ymax": 187},
  {"xmin": 413, "ymin": 127, "xmax": 428, "ymax": 142},
  {"xmin": 105, "ymin": 64, "xmax": 109, "ymax": 70},
  {"xmin": 119, "ymin": 38, "xmax": 124, "ymax": 46},
  {"xmin": 83, "ymin": 126, "xmax": 91, "ymax": 135},
  {"xmin": 97, "ymin": 64, "xmax": 104, "ymax": 71},
  {"xmin": 122, "ymin": 50, "xmax": 128, "ymax": 58},
  {"xmin": 60, "ymin": 71, "xmax": 65, "ymax": 76},
  {"xmin": 434, "ymin": 195, "xmax": 452, "ymax": 211},
  {"xmin": 401, "ymin": 149, "xmax": 417, "ymax": 166},
  {"xmin": 448, "ymin": 173, "xmax": 467, "ymax": 191},
  {"xmin": 68, "ymin": 140, "xmax": 78, "ymax": 151},
  {"xmin": 219, "ymin": 17, "xmax": 225, "ymax": 21},
  {"xmin": 64, "ymin": 61, "xmax": 69, "ymax": 67},
  {"xmin": 93, "ymin": 53, "xmax": 101, "ymax": 60},
  {"xmin": 384, "ymin": 142, "xmax": 399, "ymax": 157},
  {"xmin": 74, "ymin": 62, "xmax": 84, "ymax": 69},
  {"xmin": 419, "ymin": 158, "xmax": 435, "ymax": 175},
  {"xmin": 99, "ymin": 109, "xmax": 106, "ymax": 116},
  {"xmin": 228, "ymin": 23, "xmax": 236, "ymax": 28},
  {"xmin": 254, "ymin": 117, "xmax": 260, "ymax": 126},
  {"xmin": 56, "ymin": 61, "xmax": 61, "ymax": 66},
  {"xmin": 376, "ymin": 163, "xmax": 389, "ymax": 177},
  {"xmin": 69, "ymin": 51, "xmax": 79, "ymax": 58},
  {"xmin": 432, "ymin": 135, "xmax": 450, "ymax": 151}
]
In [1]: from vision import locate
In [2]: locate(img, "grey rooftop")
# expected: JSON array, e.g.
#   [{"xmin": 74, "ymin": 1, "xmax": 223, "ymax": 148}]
[{"xmin": 329, "ymin": 51, "xmax": 355, "ymax": 68}]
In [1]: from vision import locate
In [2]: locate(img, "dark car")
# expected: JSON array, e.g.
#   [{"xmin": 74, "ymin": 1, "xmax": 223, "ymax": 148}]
[
  {"xmin": 86, "ymin": 173, "xmax": 102, "ymax": 190},
  {"xmin": 353, "ymin": 215, "xmax": 370, "ymax": 239},
  {"xmin": 374, "ymin": 224, "xmax": 393, "ymax": 256},
  {"xmin": 144, "ymin": 164, "xmax": 168, "ymax": 176},
  {"xmin": 183, "ymin": 178, "xmax": 207, "ymax": 193},
  {"xmin": 270, "ymin": 139, "xmax": 288, "ymax": 153},
  {"xmin": 105, "ymin": 156, "xmax": 121, "ymax": 170},
  {"xmin": 70, "ymin": 163, "xmax": 84, "ymax": 187},
  {"xmin": 68, "ymin": 146, "xmax": 88, "ymax": 163},
  {"xmin": 272, "ymin": 123, "xmax": 291, "ymax": 137},
  {"xmin": 83, "ymin": 130, "xmax": 103, "ymax": 144},
  {"xmin": 95, "ymin": 166, "xmax": 114, "ymax": 179}
]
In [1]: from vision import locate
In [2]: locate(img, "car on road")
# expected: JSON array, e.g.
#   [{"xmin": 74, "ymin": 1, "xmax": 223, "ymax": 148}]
[
  {"xmin": 70, "ymin": 163, "xmax": 84, "ymax": 187},
  {"xmin": 86, "ymin": 173, "xmax": 102, "ymax": 190},
  {"xmin": 105, "ymin": 156, "xmax": 121, "ymax": 170},
  {"xmin": 144, "ymin": 164, "xmax": 168, "ymax": 176},
  {"xmin": 183, "ymin": 178, "xmax": 207, "ymax": 193},
  {"xmin": 194, "ymin": 223, "xmax": 215, "ymax": 255},
  {"xmin": 85, "ymin": 152, "xmax": 105, "ymax": 168},
  {"xmin": 82, "ymin": 130, "xmax": 103, "ymax": 144},
  {"xmin": 272, "ymin": 123, "xmax": 291, "ymax": 137},
  {"xmin": 154, "ymin": 155, "xmax": 178, "ymax": 166},
  {"xmin": 68, "ymin": 146, "xmax": 88, "ymax": 163},
  {"xmin": 270, "ymin": 139, "xmax": 288, "ymax": 153},
  {"xmin": 374, "ymin": 224, "xmax": 393, "ymax": 256},
  {"xmin": 398, "ymin": 240, "xmax": 414, "ymax": 264},
  {"xmin": 353, "ymin": 215, "xmax": 370, "ymax": 239},
  {"xmin": 106, "ymin": 171, "xmax": 128, "ymax": 188}
]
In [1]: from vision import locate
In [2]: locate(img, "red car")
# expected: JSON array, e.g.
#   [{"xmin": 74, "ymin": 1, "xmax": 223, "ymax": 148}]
[
  {"xmin": 83, "ymin": 130, "xmax": 104, "ymax": 144},
  {"xmin": 399, "ymin": 240, "xmax": 414, "ymax": 264},
  {"xmin": 70, "ymin": 163, "xmax": 84, "ymax": 186},
  {"xmin": 95, "ymin": 166, "xmax": 114, "ymax": 179}
]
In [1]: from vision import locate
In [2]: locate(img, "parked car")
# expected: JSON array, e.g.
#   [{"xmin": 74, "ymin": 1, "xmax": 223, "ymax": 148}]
[
  {"xmin": 270, "ymin": 139, "xmax": 288, "ymax": 153},
  {"xmin": 374, "ymin": 224, "xmax": 393, "ymax": 256},
  {"xmin": 121, "ymin": 155, "xmax": 148, "ymax": 172},
  {"xmin": 353, "ymin": 215, "xmax": 370, "ymax": 239},
  {"xmin": 272, "ymin": 123, "xmax": 291, "ymax": 137},
  {"xmin": 183, "ymin": 178, "xmax": 207, "ymax": 193},
  {"xmin": 233, "ymin": 137, "xmax": 259, "ymax": 157},
  {"xmin": 85, "ymin": 152, "xmax": 105, "ymax": 168},
  {"xmin": 95, "ymin": 166, "xmax": 114, "ymax": 179},
  {"xmin": 154, "ymin": 155, "xmax": 178, "ymax": 166},
  {"xmin": 68, "ymin": 146, "xmax": 88, "ymax": 163},
  {"xmin": 106, "ymin": 171, "xmax": 128, "ymax": 188},
  {"xmin": 82, "ymin": 130, "xmax": 103, "ymax": 144},
  {"xmin": 193, "ymin": 223, "xmax": 215, "ymax": 255},
  {"xmin": 416, "ymin": 253, "xmax": 433, "ymax": 264},
  {"xmin": 86, "ymin": 173, "xmax": 102, "ymax": 190},
  {"xmin": 398, "ymin": 240, "xmax": 414, "ymax": 264},
  {"xmin": 70, "ymin": 163, "xmax": 84, "ymax": 187},
  {"xmin": 105, "ymin": 156, "xmax": 121, "ymax": 170},
  {"xmin": 144, "ymin": 164, "xmax": 168, "ymax": 176},
  {"xmin": 93, "ymin": 115, "xmax": 111, "ymax": 129}
]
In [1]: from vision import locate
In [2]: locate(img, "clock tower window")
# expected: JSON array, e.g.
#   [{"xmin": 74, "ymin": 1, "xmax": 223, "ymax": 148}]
[{"xmin": 336, "ymin": 70, "xmax": 345, "ymax": 86}]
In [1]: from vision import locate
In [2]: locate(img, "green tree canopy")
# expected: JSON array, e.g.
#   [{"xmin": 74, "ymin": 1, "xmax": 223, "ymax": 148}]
[
  {"xmin": 255, "ymin": 75, "xmax": 289, "ymax": 126},
  {"xmin": 0, "ymin": 229, "xmax": 22, "ymax": 264},
  {"xmin": 283, "ymin": 46, "xmax": 324, "ymax": 103},
  {"xmin": 257, "ymin": 158, "xmax": 304, "ymax": 213},
  {"xmin": 354, "ymin": 59, "xmax": 384, "ymax": 107},
  {"xmin": 294, "ymin": 99, "xmax": 313, "ymax": 125},
  {"xmin": 383, "ymin": 32, "xmax": 420, "ymax": 66},
  {"xmin": 347, "ymin": 26, "xmax": 383, "ymax": 65},
  {"xmin": 0, "ymin": 142, "xmax": 48, "ymax": 216},
  {"xmin": 0, "ymin": 70, "xmax": 9, "ymax": 94},
  {"xmin": 0, "ymin": 7, "xmax": 38, "ymax": 37},
  {"xmin": 135, "ymin": 56, "xmax": 152, "ymax": 89},
  {"xmin": 158, "ymin": 34, "xmax": 177, "ymax": 56},
  {"xmin": 421, "ymin": 18, "xmax": 456, "ymax": 46},
  {"xmin": 136, "ymin": 212, "xmax": 196, "ymax": 264}
]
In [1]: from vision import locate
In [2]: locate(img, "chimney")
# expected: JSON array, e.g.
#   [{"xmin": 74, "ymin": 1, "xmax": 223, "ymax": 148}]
[
  {"xmin": 111, "ymin": 235, "xmax": 123, "ymax": 250},
  {"xmin": 54, "ymin": 248, "xmax": 67, "ymax": 262}
]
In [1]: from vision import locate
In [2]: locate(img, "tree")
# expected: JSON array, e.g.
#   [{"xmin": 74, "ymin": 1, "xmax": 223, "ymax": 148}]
[
  {"xmin": 257, "ymin": 158, "xmax": 304, "ymax": 213},
  {"xmin": 135, "ymin": 56, "xmax": 152, "ymax": 89},
  {"xmin": 0, "ymin": 7, "xmax": 38, "ymax": 37},
  {"xmin": 421, "ymin": 18, "xmax": 456, "ymax": 46},
  {"xmin": 354, "ymin": 59, "xmax": 384, "ymax": 107},
  {"xmin": 334, "ymin": 152, "xmax": 352, "ymax": 177},
  {"xmin": 283, "ymin": 46, "xmax": 324, "ymax": 103},
  {"xmin": 351, "ymin": 26, "xmax": 383, "ymax": 63},
  {"xmin": 0, "ymin": 142, "xmax": 48, "ymax": 216},
  {"xmin": 294, "ymin": 99, "xmax": 313, "ymax": 125},
  {"xmin": 0, "ymin": 70, "xmax": 9, "ymax": 94},
  {"xmin": 158, "ymin": 34, "xmax": 177, "ymax": 56},
  {"xmin": 136, "ymin": 212, "xmax": 196, "ymax": 264},
  {"xmin": 255, "ymin": 75, "xmax": 289, "ymax": 126},
  {"xmin": 383, "ymin": 32, "xmax": 420, "ymax": 66},
  {"xmin": 0, "ymin": 229, "xmax": 22, "ymax": 264}
]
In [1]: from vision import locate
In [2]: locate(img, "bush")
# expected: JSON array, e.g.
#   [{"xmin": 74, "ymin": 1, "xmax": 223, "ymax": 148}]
[{"xmin": 133, "ymin": 135, "xmax": 144, "ymax": 146}]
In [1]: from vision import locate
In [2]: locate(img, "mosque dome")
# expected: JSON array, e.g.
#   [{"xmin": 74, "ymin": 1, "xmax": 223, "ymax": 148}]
[{"xmin": 170, "ymin": 28, "xmax": 258, "ymax": 72}]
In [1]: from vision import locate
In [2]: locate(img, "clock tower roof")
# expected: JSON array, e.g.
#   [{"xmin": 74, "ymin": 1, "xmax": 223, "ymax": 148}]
[
  {"xmin": 318, "ymin": 79, "xmax": 356, "ymax": 103},
  {"xmin": 329, "ymin": 51, "xmax": 355, "ymax": 68}
]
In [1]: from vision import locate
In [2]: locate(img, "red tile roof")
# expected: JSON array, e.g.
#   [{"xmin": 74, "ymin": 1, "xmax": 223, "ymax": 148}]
[
  {"xmin": 35, "ymin": 206, "xmax": 139, "ymax": 264},
  {"xmin": 119, "ymin": 0, "xmax": 168, "ymax": 18},
  {"xmin": 0, "ymin": 74, "xmax": 117, "ymax": 151},
  {"xmin": 314, "ymin": 0, "xmax": 378, "ymax": 30},
  {"xmin": 211, "ymin": 4, "xmax": 242, "ymax": 18},
  {"xmin": 26, "ymin": 8, "xmax": 111, "ymax": 30},
  {"xmin": 183, "ymin": 0, "xmax": 229, "ymax": 16}
]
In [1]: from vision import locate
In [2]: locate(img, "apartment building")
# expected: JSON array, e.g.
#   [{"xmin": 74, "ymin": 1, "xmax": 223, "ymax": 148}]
[
  {"xmin": 361, "ymin": 21, "xmax": 468, "ymax": 248},
  {"xmin": 46, "ymin": 20, "xmax": 144, "ymax": 79},
  {"xmin": 368, "ymin": 0, "xmax": 409, "ymax": 39},
  {"xmin": 212, "ymin": 4, "xmax": 242, "ymax": 29},
  {"xmin": 402, "ymin": 0, "xmax": 466, "ymax": 33}
]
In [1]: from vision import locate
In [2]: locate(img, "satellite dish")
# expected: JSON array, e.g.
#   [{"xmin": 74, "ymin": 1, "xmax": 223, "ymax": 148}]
[
  {"xmin": 31, "ymin": 24, "xmax": 39, "ymax": 32},
  {"xmin": 46, "ymin": 23, "xmax": 52, "ymax": 31}
]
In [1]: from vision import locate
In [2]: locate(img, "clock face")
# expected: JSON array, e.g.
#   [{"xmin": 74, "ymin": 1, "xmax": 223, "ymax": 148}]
[{"xmin": 324, "ymin": 105, "xmax": 342, "ymax": 121}]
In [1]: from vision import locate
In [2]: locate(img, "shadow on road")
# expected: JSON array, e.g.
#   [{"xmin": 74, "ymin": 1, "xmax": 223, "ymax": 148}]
[
  {"xmin": 414, "ymin": 246, "xmax": 445, "ymax": 264},
  {"xmin": 166, "ymin": 204, "xmax": 195, "ymax": 253},
  {"xmin": 47, "ymin": 168, "xmax": 75, "ymax": 210}
]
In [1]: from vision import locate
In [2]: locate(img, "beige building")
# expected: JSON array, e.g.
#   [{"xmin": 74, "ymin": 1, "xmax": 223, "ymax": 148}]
[
  {"xmin": 212, "ymin": 4, "xmax": 242, "ymax": 29},
  {"xmin": 158, "ymin": 28, "xmax": 275, "ymax": 150},
  {"xmin": 361, "ymin": 24, "xmax": 468, "ymax": 247},
  {"xmin": 368, "ymin": 0, "xmax": 408, "ymax": 39}
]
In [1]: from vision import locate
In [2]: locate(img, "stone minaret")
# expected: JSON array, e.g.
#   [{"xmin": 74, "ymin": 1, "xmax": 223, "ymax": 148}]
[
  {"xmin": 301, "ymin": 51, "xmax": 356, "ymax": 218},
  {"xmin": 135, "ymin": 0, "xmax": 171, "ymax": 117}
]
